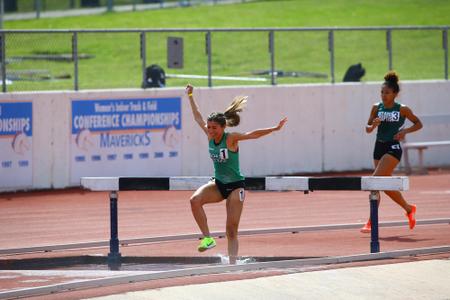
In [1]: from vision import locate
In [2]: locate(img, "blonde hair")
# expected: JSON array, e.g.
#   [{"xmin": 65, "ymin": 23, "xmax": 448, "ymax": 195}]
[
  {"xmin": 224, "ymin": 96, "xmax": 247, "ymax": 127},
  {"xmin": 208, "ymin": 95, "xmax": 247, "ymax": 127}
]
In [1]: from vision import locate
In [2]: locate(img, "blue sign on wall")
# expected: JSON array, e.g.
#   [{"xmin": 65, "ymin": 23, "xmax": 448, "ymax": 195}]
[
  {"xmin": 70, "ymin": 97, "xmax": 182, "ymax": 183},
  {"xmin": 0, "ymin": 101, "xmax": 33, "ymax": 189}
]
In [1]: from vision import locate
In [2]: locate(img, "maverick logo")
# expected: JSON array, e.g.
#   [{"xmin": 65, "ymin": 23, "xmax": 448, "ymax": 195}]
[
  {"xmin": 100, "ymin": 131, "xmax": 151, "ymax": 148},
  {"xmin": 378, "ymin": 111, "xmax": 400, "ymax": 122}
]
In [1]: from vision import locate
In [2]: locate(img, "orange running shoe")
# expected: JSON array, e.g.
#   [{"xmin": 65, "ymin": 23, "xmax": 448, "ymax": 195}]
[
  {"xmin": 360, "ymin": 219, "xmax": 371, "ymax": 233},
  {"xmin": 406, "ymin": 204, "xmax": 417, "ymax": 230}
]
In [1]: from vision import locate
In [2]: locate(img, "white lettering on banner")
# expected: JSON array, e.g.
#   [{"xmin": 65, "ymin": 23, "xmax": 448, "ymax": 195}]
[
  {"xmin": 73, "ymin": 113, "xmax": 180, "ymax": 130},
  {"xmin": 100, "ymin": 132, "xmax": 151, "ymax": 148},
  {"xmin": 121, "ymin": 113, "xmax": 180, "ymax": 127},
  {"xmin": 115, "ymin": 103, "xmax": 130, "ymax": 112},
  {"xmin": 94, "ymin": 103, "xmax": 113, "ymax": 113},
  {"xmin": 143, "ymin": 101, "xmax": 157, "ymax": 111},
  {"xmin": 0, "ymin": 118, "xmax": 31, "ymax": 133},
  {"xmin": 130, "ymin": 102, "xmax": 142, "ymax": 111},
  {"xmin": 73, "ymin": 114, "xmax": 121, "ymax": 130}
]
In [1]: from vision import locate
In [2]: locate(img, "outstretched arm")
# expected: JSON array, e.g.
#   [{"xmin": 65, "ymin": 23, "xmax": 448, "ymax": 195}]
[
  {"xmin": 186, "ymin": 84, "xmax": 208, "ymax": 136},
  {"xmin": 230, "ymin": 117, "xmax": 287, "ymax": 143}
]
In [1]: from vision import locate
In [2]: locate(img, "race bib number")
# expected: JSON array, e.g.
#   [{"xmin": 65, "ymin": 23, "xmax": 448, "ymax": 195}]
[
  {"xmin": 239, "ymin": 189, "xmax": 245, "ymax": 202},
  {"xmin": 219, "ymin": 148, "xmax": 228, "ymax": 160}
]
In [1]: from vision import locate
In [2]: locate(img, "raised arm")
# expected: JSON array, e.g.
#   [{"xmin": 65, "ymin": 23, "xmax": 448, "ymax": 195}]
[{"xmin": 186, "ymin": 84, "xmax": 208, "ymax": 136}]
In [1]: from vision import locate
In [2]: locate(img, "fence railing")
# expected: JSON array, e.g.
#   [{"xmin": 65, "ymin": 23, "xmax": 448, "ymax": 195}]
[{"xmin": 0, "ymin": 26, "xmax": 448, "ymax": 92}]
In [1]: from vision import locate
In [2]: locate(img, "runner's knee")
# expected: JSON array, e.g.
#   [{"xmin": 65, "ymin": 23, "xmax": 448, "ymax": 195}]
[{"xmin": 190, "ymin": 194, "xmax": 203, "ymax": 207}]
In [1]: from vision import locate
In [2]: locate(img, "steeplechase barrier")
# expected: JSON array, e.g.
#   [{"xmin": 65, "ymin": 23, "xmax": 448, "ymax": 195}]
[{"xmin": 81, "ymin": 176, "xmax": 409, "ymax": 270}]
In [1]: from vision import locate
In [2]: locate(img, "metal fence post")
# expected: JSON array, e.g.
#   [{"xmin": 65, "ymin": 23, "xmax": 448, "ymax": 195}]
[
  {"xmin": 206, "ymin": 31, "xmax": 212, "ymax": 87},
  {"xmin": 443, "ymin": 29, "xmax": 448, "ymax": 80},
  {"xmin": 0, "ymin": 0, "xmax": 4, "ymax": 30},
  {"xmin": 386, "ymin": 29, "xmax": 392, "ymax": 71},
  {"xmin": 35, "ymin": 0, "xmax": 41, "ymax": 19},
  {"xmin": 269, "ymin": 30, "xmax": 276, "ymax": 85},
  {"xmin": 72, "ymin": 32, "xmax": 79, "ymax": 91},
  {"xmin": 1, "ymin": 32, "xmax": 6, "ymax": 93},
  {"xmin": 328, "ymin": 30, "xmax": 335, "ymax": 84},
  {"xmin": 107, "ymin": 0, "xmax": 113, "ymax": 12},
  {"xmin": 140, "ymin": 32, "xmax": 147, "ymax": 89},
  {"xmin": 2, "ymin": 26, "xmax": 449, "ymax": 91}
]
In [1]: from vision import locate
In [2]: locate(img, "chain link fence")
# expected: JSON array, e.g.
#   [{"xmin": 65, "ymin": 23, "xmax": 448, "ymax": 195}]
[
  {"xmin": 0, "ymin": 26, "xmax": 448, "ymax": 92},
  {"xmin": 2, "ymin": 0, "xmax": 248, "ymax": 15}
]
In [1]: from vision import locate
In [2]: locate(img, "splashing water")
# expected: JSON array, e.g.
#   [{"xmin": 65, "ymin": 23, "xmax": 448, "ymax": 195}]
[
  {"xmin": 237, "ymin": 257, "xmax": 256, "ymax": 265},
  {"xmin": 217, "ymin": 253, "xmax": 229, "ymax": 264},
  {"xmin": 216, "ymin": 254, "xmax": 256, "ymax": 265}
]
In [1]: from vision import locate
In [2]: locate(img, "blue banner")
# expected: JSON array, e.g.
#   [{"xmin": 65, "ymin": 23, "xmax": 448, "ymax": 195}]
[
  {"xmin": 0, "ymin": 102, "xmax": 33, "ymax": 136},
  {"xmin": 70, "ymin": 97, "xmax": 182, "ymax": 183},
  {"xmin": 71, "ymin": 98, "xmax": 181, "ymax": 134},
  {"xmin": 0, "ymin": 101, "xmax": 33, "ymax": 189}
]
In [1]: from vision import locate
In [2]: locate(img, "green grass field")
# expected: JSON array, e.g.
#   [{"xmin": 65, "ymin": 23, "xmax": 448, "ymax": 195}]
[{"xmin": 4, "ymin": 0, "xmax": 450, "ymax": 91}]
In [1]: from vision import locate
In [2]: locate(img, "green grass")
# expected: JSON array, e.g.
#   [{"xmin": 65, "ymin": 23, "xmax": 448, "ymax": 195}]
[{"xmin": 4, "ymin": 0, "xmax": 450, "ymax": 91}]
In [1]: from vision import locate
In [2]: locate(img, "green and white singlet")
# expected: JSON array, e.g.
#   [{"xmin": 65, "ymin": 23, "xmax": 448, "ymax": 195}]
[
  {"xmin": 376, "ymin": 102, "xmax": 405, "ymax": 141},
  {"xmin": 209, "ymin": 132, "xmax": 244, "ymax": 184}
]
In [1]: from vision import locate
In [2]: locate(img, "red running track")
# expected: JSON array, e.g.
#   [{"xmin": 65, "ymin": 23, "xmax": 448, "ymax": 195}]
[{"xmin": 0, "ymin": 170, "xmax": 450, "ymax": 299}]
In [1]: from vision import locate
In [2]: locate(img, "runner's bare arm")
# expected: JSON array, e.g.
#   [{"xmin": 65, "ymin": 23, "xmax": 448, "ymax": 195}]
[
  {"xmin": 366, "ymin": 104, "xmax": 380, "ymax": 134},
  {"xmin": 186, "ymin": 84, "xmax": 208, "ymax": 136},
  {"xmin": 229, "ymin": 117, "xmax": 287, "ymax": 143},
  {"xmin": 394, "ymin": 106, "xmax": 423, "ymax": 140}
]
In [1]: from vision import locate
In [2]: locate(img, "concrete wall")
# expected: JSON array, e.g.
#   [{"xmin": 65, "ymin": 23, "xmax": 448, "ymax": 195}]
[{"xmin": 1, "ymin": 80, "xmax": 449, "ymax": 191}]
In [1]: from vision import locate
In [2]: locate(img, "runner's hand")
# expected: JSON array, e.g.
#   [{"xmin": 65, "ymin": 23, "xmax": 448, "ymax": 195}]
[{"xmin": 186, "ymin": 84, "xmax": 193, "ymax": 96}]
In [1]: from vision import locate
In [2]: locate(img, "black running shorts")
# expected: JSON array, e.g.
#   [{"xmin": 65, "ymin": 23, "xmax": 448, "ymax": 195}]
[
  {"xmin": 214, "ymin": 178, "xmax": 245, "ymax": 199},
  {"xmin": 373, "ymin": 140, "xmax": 402, "ymax": 161}
]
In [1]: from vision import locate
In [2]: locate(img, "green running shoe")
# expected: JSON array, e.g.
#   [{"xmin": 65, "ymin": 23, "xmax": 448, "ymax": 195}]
[{"xmin": 198, "ymin": 236, "xmax": 216, "ymax": 252}]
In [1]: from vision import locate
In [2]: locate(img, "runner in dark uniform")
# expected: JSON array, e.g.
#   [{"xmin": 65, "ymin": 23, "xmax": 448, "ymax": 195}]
[{"xmin": 361, "ymin": 71, "xmax": 423, "ymax": 233}]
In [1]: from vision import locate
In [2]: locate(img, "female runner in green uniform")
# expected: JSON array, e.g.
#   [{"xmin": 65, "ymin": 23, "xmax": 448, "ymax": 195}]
[
  {"xmin": 186, "ymin": 84, "xmax": 287, "ymax": 264},
  {"xmin": 361, "ymin": 71, "xmax": 423, "ymax": 233}
]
